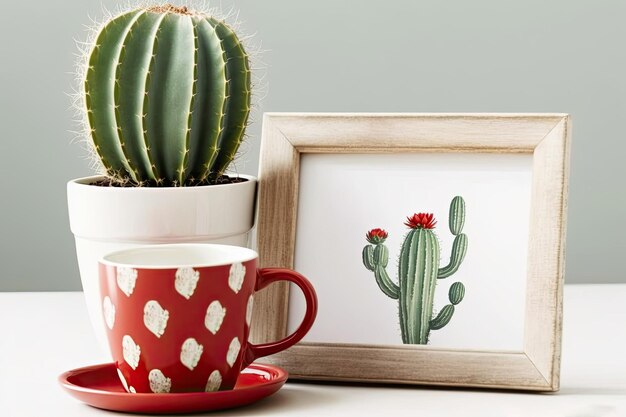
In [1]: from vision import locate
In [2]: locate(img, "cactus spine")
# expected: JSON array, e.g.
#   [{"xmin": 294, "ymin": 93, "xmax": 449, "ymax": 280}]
[
  {"xmin": 83, "ymin": 4, "xmax": 251, "ymax": 186},
  {"xmin": 362, "ymin": 197, "xmax": 468, "ymax": 344}
]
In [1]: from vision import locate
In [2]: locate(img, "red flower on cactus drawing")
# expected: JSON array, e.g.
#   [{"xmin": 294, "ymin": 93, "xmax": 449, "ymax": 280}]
[
  {"xmin": 366, "ymin": 228, "xmax": 388, "ymax": 244},
  {"xmin": 405, "ymin": 213, "xmax": 437, "ymax": 229}
]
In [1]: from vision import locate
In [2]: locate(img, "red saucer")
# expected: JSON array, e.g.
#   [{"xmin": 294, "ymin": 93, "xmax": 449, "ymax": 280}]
[{"xmin": 59, "ymin": 363, "xmax": 288, "ymax": 414}]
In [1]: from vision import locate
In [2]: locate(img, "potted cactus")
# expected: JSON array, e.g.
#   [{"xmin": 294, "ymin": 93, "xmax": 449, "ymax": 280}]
[{"xmin": 67, "ymin": 3, "xmax": 255, "ymax": 349}]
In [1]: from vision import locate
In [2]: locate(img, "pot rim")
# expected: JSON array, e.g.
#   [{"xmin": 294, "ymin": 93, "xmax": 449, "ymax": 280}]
[{"xmin": 68, "ymin": 174, "xmax": 257, "ymax": 191}]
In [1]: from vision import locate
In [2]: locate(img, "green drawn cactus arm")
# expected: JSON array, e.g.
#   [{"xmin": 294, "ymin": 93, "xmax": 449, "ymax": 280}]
[
  {"xmin": 362, "ymin": 245, "xmax": 375, "ymax": 271},
  {"xmin": 429, "ymin": 282, "xmax": 465, "ymax": 330},
  {"xmin": 438, "ymin": 233, "xmax": 468, "ymax": 279},
  {"xmin": 374, "ymin": 265, "xmax": 400, "ymax": 299},
  {"xmin": 362, "ymin": 244, "xmax": 399, "ymax": 299},
  {"xmin": 438, "ymin": 196, "xmax": 468, "ymax": 279},
  {"xmin": 429, "ymin": 305, "xmax": 454, "ymax": 330}
]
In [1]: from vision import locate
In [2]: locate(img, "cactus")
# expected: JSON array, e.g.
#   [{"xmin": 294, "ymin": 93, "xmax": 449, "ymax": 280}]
[
  {"xmin": 82, "ymin": 4, "xmax": 251, "ymax": 186},
  {"xmin": 362, "ymin": 197, "xmax": 468, "ymax": 344}
]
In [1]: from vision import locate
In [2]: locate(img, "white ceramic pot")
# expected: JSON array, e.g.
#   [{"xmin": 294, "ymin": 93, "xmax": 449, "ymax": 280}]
[{"xmin": 67, "ymin": 175, "xmax": 257, "ymax": 351}]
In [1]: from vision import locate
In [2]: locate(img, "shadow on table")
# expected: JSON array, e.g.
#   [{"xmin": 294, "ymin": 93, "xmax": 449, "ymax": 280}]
[
  {"xmin": 217, "ymin": 385, "xmax": 338, "ymax": 416},
  {"xmin": 153, "ymin": 385, "xmax": 339, "ymax": 416},
  {"xmin": 286, "ymin": 378, "xmax": 626, "ymax": 397},
  {"xmin": 557, "ymin": 386, "xmax": 626, "ymax": 396},
  {"xmin": 101, "ymin": 382, "xmax": 626, "ymax": 415}
]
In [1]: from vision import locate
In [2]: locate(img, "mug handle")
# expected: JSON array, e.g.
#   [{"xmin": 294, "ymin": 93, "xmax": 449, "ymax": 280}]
[{"xmin": 242, "ymin": 268, "xmax": 318, "ymax": 368}]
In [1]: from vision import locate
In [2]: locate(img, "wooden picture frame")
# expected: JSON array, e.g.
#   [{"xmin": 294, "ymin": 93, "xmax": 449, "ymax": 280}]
[{"xmin": 250, "ymin": 113, "xmax": 571, "ymax": 391}]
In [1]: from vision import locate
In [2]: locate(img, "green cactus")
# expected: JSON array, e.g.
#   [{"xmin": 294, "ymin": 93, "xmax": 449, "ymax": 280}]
[
  {"xmin": 362, "ymin": 196, "xmax": 468, "ymax": 344},
  {"xmin": 82, "ymin": 4, "xmax": 251, "ymax": 186}
]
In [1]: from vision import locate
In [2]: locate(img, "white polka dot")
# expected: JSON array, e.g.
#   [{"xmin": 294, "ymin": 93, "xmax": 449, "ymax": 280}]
[
  {"xmin": 102, "ymin": 296, "xmax": 115, "ymax": 330},
  {"xmin": 228, "ymin": 262, "xmax": 246, "ymax": 293},
  {"xmin": 175, "ymin": 267, "xmax": 200, "ymax": 299},
  {"xmin": 116, "ymin": 368, "xmax": 131, "ymax": 393},
  {"xmin": 246, "ymin": 295, "xmax": 254, "ymax": 327},
  {"xmin": 180, "ymin": 338, "xmax": 203, "ymax": 371},
  {"xmin": 116, "ymin": 267, "xmax": 137, "ymax": 297},
  {"xmin": 122, "ymin": 335, "xmax": 141, "ymax": 370},
  {"xmin": 204, "ymin": 300, "xmax": 226, "ymax": 335},
  {"xmin": 205, "ymin": 370, "xmax": 222, "ymax": 392},
  {"xmin": 226, "ymin": 337, "xmax": 241, "ymax": 367},
  {"xmin": 148, "ymin": 369, "xmax": 171, "ymax": 393},
  {"xmin": 143, "ymin": 300, "xmax": 169, "ymax": 338}
]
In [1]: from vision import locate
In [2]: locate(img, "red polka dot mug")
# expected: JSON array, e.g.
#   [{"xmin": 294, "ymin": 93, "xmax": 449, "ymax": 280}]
[{"xmin": 99, "ymin": 244, "xmax": 317, "ymax": 393}]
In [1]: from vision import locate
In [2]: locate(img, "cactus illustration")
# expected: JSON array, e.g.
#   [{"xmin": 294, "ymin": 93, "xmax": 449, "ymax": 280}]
[
  {"xmin": 362, "ymin": 197, "xmax": 468, "ymax": 344},
  {"xmin": 80, "ymin": 4, "xmax": 251, "ymax": 186}
]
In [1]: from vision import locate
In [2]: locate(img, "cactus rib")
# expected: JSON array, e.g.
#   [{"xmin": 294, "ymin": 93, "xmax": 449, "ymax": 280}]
[
  {"xmin": 113, "ymin": 11, "xmax": 148, "ymax": 183},
  {"xmin": 85, "ymin": 10, "xmax": 144, "ymax": 179},
  {"xmin": 180, "ymin": 22, "xmax": 199, "ymax": 182},
  {"xmin": 115, "ymin": 11, "xmax": 163, "ymax": 182},
  {"xmin": 186, "ymin": 17, "xmax": 227, "ymax": 182},
  {"xmin": 207, "ymin": 17, "xmax": 251, "ymax": 177},
  {"xmin": 141, "ymin": 14, "xmax": 166, "ymax": 182},
  {"xmin": 144, "ymin": 13, "xmax": 195, "ymax": 185}
]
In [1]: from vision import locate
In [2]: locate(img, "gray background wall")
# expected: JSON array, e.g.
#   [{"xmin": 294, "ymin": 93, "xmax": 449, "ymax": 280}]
[{"xmin": 1, "ymin": 0, "xmax": 624, "ymax": 291}]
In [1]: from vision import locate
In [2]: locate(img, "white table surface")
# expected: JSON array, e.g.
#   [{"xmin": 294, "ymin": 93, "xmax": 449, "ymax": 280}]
[{"xmin": 1, "ymin": 285, "xmax": 625, "ymax": 416}]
